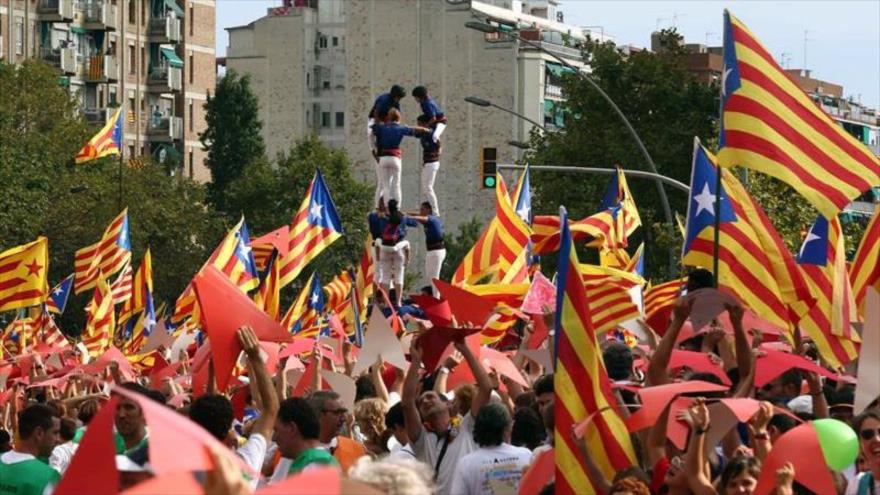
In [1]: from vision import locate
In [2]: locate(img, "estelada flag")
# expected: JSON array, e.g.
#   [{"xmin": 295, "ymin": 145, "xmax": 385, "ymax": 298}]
[
  {"xmin": 0, "ymin": 237, "xmax": 49, "ymax": 312},
  {"xmin": 75, "ymin": 106, "xmax": 124, "ymax": 164}
]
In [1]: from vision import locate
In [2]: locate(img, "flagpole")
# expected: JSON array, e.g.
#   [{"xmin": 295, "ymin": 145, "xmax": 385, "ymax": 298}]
[
  {"xmin": 117, "ymin": 152, "xmax": 123, "ymax": 211},
  {"xmin": 714, "ymin": 11, "xmax": 728, "ymax": 289}
]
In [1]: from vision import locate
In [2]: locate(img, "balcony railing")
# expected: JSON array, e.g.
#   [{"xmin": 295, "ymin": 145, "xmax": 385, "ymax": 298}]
[
  {"xmin": 40, "ymin": 46, "xmax": 78, "ymax": 74},
  {"xmin": 38, "ymin": 0, "xmax": 75, "ymax": 21},
  {"xmin": 147, "ymin": 115, "xmax": 183, "ymax": 140},
  {"xmin": 544, "ymin": 83, "xmax": 563, "ymax": 99},
  {"xmin": 148, "ymin": 66, "xmax": 182, "ymax": 92},
  {"xmin": 81, "ymin": 0, "xmax": 117, "ymax": 30},
  {"xmin": 149, "ymin": 14, "xmax": 181, "ymax": 42},
  {"xmin": 83, "ymin": 107, "xmax": 112, "ymax": 125}
]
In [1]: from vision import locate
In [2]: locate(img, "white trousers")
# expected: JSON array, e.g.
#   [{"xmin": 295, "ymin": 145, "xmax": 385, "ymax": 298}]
[
  {"xmin": 432, "ymin": 122, "xmax": 447, "ymax": 142},
  {"xmin": 425, "ymin": 248, "xmax": 446, "ymax": 296},
  {"xmin": 379, "ymin": 241, "xmax": 409, "ymax": 288},
  {"xmin": 372, "ymin": 238, "xmax": 384, "ymax": 286},
  {"xmin": 421, "ymin": 161, "xmax": 440, "ymax": 215},
  {"xmin": 376, "ymin": 156, "xmax": 402, "ymax": 206}
]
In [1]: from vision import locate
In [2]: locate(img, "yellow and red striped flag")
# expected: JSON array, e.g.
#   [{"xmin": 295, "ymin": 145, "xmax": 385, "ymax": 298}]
[
  {"xmin": 452, "ymin": 219, "xmax": 505, "ymax": 286},
  {"xmin": 0, "ymin": 237, "xmax": 49, "ymax": 313},
  {"xmin": 493, "ymin": 173, "xmax": 531, "ymax": 269},
  {"xmin": 600, "ymin": 167, "xmax": 642, "ymax": 243},
  {"xmin": 74, "ymin": 209, "xmax": 131, "ymax": 294},
  {"xmin": 644, "ymin": 277, "xmax": 687, "ymax": 333},
  {"xmin": 323, "ymin": 271, "xmax": 353, "ymax": 310},
  {"xmin": 254, "ymin": 251, "xmax": 281, "ymax": 321},
  {"xmin": 1, "ymin": 319, "xmax": 36, "ymax": 357},
  {"xmin": 580, "ymin": 265, "xmax": 644, "ymax": 335},
  {"xmin": 850, "ymin": 208, "xmax": 880, "ymax": 316},
  {"xmin": 530, "ymin": 210, "xmax": 618, "ymax": 255},
  {"xmin": 33, "ymin": 309, "xmax": 70, "ymax": 349},
  {"xmin": 75, "ymin": 106, "xmax": 123, "ymax": 164},
  {"xmin": 718, "ymin": 11, "xmax": 880, "ymax": 218},
  {"xmin": 354, "ymin": 238, "xmax": 375, "ymax": 317},
  {"xmin": 554, "ymin": 207, "xmax": 636, "ymax": 494},
  {"xmin": 110, "ymin": 262, "xmax": 133, "ymax": 305},
  {"xmin": 281, "ymin": 272, "xmax": 316, "ymax": 333},
  {"xmin": 119, "ymin": 249, "xmax": 153, "ymax": 325},
  {"xmin": 83, "ymin": 276, "xmax": 115, "ymax": 357},
  {"xmin": 278, "ymin": 170, "xmax": 343, "ymax": 288},
  {"xmin": 683, "ymin": 141, "xmax": 813, "ymax": 332},
  {"xmin": 794, "ymin": 216, "xmax": 860, "ymax": 368}
]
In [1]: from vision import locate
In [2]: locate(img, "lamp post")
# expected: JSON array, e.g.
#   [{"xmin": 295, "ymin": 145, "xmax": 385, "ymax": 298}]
[
  {"xmin": 466, "ymin": 19, "xmax": 677, "ymax": 275},
  {"xmin": 464, "ymin": 96, "xmax": 545, "ymax": 132}
]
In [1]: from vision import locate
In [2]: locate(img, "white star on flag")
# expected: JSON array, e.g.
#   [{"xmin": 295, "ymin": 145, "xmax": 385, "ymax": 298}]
[
  {"xmin": 53, "ymin": 287, "xmax": 64, "ymax": 296},
  {"xmin": 799, "ymin": 230, "xmax": 821, "ymax": 258},
  {"xmin": 310, "ymin": 203, "xmax": 324, "ymax": 220},
  {"xmin": 516, "ymin": 205, "xmax": 530, "ymax": 221},
  {"xmin": 310, "ymin": 293, "xmax": 320, "ymax": 305},
  {"xmin": 693, "ymin": 182, "xmax": 717, "ymax": 217},
  {"xmin": 721, "ymin": 66, "xmax": 733, "ymax": 96}
]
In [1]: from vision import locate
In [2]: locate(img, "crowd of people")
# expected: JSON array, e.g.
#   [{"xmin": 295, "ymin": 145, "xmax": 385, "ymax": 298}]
[{"xmin": 0, "ymin": 83, "xmax": 877, "ymax": 495}]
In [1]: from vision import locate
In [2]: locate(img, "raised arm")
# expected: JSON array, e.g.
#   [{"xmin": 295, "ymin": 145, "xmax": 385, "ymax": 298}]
[
  {"xmin": 727, "ymin": 303, "xmax": 751, "ymax": 379},
  {"xmin": 648, "ymin": 297, "xmax": 693, "ymax": 386},
  {"xmin": 457, "ymin": 338, "xmax": 493, "ymax": 417},
  {"xmin": 238, "ymin": 326, "xmax": 280, "ymax": 441},
  {"xmin": 370, "ymin": 357, "xmax": 390, "ymax": 404},
  {"xmin": 401, "ymin": 339, "xmax": 425, "ymax": 444},
  {"xmin": 683, "ymin": 398, "xmax": 716, "ymax": 495}
]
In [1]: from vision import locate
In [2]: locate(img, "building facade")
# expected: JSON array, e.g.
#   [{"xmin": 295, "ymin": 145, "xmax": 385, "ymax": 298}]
[{"xmin": 0, "ymin": 0, "xmax": 215, "ymax": 180}]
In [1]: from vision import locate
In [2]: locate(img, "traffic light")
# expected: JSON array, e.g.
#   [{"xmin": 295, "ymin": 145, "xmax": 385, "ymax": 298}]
[{"xmin": 481, "ymin": 147, "xmax": 497, "ymax": 188}]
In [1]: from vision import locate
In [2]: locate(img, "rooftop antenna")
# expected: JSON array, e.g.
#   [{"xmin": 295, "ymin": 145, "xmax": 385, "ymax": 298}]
[
  {"xmin": 803, "ymin": 29, "xmax": 815, "ymax": 73},
  {"xmin": 780, "ymin": 52, "xmax": 792, "ymax": 69}
]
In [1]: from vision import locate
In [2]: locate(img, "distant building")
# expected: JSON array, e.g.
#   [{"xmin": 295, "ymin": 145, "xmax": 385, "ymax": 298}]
[{"xmin": 0, "ymin": 0, "xmax": 216, "ymax": 180}]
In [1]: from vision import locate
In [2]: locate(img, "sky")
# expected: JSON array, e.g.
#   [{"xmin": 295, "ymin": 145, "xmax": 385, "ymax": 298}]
[{"xmin": 215, "ymin": 0, "xmax": 880, "ymax": 108}]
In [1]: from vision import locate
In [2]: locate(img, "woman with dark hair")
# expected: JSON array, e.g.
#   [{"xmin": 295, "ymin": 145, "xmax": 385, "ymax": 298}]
[
  {"xmin": 717, "ymin": 456, "xmax": 761, "ymax": 494},
  {"xmin": 449, "ymin": 403, "xmax": 532, "ymax": 495},
  {"xmin": 378, "ymin": 199, "xmax": 411, "ymax": 306},
  {"xmin": 846, "ymin": 409, "xmax": 880, "ymax": 495}
]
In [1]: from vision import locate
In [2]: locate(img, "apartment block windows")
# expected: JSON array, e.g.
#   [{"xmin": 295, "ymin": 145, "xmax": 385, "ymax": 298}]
[
  {"xmin": 188, "ymin": 150, "xmax": 194, "ymax": 178},
  {"xmin": 188, "ymin": 99, "xmax": 193, "ymax": 131},
  {"xmin": 128, "ymin": 44, "xmax": 135, "ymax": 74},
  {"xmin": 141, "ymin": 46, "xmax": 146, "ymax": 76},
  {"xmin": 321, "ymin": 112, "xmax": 330, "ymax": 128},
  {"xmin": 335, "ymin": 112, "xmax": 344, "ymax": 128},
  {"xmin": 189, "ymin": 6, "xmax": 194, "ymax": 36},
  {"xmin": 128, "ymin": 97, "xmax": 135, "ymax": 116},
  {"xmin": 332, "ymin": 36, "xmax": 338, "ymax": 47},
  {"xmin": 128, "ymin": 0, "xmax": 135, "ymax": 24},
  {"xmin": 189, "ymin": 54, "xmax": 193, "ymax": 83},
  {"xmin": 318, "ymin": 36, "xmax": 327, "ymax": 49}
]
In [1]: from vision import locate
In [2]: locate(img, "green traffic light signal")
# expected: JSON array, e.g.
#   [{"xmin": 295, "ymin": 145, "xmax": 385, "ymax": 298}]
[{"xmin": 483, "ymin": 175, "xmax": 496, "ymax": 188}]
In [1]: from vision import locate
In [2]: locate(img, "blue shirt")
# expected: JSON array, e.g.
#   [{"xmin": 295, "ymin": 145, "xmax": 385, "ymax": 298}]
[
  {"xmin": 419, "ymin": 96, "xmax": 445, "ymax": 120},
  {"xmin": 371, "ymin": 93, "xmax": 400, "ymax": 120},
  {"xmin": 373, "ymin": 123, "xmax": 416, "ymax": 151},
  {"xmin": 368, "ymin": 212, "xmax": 386, "ymax": 240},
  {"xmin": 405, "ymin": 215, "xmax": 444, "ymax": 245}
]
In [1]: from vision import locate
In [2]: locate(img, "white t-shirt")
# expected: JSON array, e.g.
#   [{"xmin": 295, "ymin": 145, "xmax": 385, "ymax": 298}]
[
  {"xmin": 412, "ymin": 414, "xmax": 476, "ymax": 495},
  {"xmin": 49, "ymin": 441, "xmax": 75, "ymax": 474},
  {"xmin": 449, "ymin": 443, "xmax": 532, "ymax": 495},
  {"xmin": 236, "ymin": 433, "xmax": 267, "ymax": 490},
  {"xmin": 845, "ymin": 472, "xmax": 879, "ymax": 495}
]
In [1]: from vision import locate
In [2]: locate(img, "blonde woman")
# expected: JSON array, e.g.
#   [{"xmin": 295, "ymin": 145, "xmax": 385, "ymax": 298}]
[{"xmin": 354, "ymin": 398, "xmax": 389, "ymax": 458}]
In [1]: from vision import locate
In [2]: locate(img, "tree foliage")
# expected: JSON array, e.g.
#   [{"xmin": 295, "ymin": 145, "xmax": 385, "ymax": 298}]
[
  {"xmin": 200, "ymin": 70, "xmax": 266, "ymax": 212},
  {"xmin": 526, "ymin": 29, "xmax": 718, "ymax": 279}
]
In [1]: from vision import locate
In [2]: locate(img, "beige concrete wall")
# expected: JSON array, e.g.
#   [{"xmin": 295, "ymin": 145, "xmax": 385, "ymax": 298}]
[{"xmin": 227, "ymin": 13, "xmax": 305, "ymax": 160}]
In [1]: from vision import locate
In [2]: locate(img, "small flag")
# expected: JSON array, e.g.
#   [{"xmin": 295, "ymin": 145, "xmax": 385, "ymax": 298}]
[
  {"xmin": 46, "ymin": 274, "xmax": 74, "ymax": 315},
  {"xmin": 0, "ymin": 237, "xmax": 49, "ymax": 313},
  {"xmin": 75, "ymin": 106, "xmax": 124, "ymax": 164}
]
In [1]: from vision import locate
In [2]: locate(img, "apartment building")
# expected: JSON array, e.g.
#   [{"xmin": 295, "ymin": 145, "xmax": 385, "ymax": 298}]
[{"xmin": 0, "ymin": 0, "xmax": 215, "ymax": 181}]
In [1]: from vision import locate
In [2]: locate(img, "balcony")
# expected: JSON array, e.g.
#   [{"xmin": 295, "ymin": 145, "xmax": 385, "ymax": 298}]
[
  {"xmin": 41, "ymin": 46, "xmax": 78, "ymax": 75},
  {"xmin": 147, "ymin": 115, "xmax": 183, "ymax": 141},
  {"xmin": 147, "ymin": 66, "xmax": 182, "ymax": 93},
  {"xmin": 81, "ymin": 0, "xmax": 117, "ymax": 31},
  {"xmin": 83, "ymin": 107, "xmax": 113, "ymax": 125},
  {"xmin": 83, "ymin": 55, "xmax": 118, "ymax": 82},
  {"xmin": 38, "ymin": 0, "xmax": 75, "ymax": 21},
  {"xmin": 149, "ymin": 13, "xmax": 181, "ymax": 43}
]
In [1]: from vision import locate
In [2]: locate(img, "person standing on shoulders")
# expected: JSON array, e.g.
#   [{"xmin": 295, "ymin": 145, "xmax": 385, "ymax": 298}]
[
  {"xmin": 405, "ymin": 202, "xmax": 446, "ymax": 297},
  {"xmin": 371, "ymin": 109, "xmax": 428, "ymax": 205},
  {"xmin": 412, "ymin": 86, "xmax": 447, "ymax": 143},
  {"xmin": 415, "ymin": 115, "xmax": 442, "ymax": 216},
  {"xmin": 379, "ymin": 199, "xmax": 411, "ymax": 307}
]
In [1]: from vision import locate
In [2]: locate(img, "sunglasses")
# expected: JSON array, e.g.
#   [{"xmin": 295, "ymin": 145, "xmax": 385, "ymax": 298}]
[{"xmin": 859, "ymin": 428, "xmax": 880, "ymax": 441}]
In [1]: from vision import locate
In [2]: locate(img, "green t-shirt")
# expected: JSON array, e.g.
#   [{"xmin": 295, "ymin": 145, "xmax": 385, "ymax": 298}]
[
  {"xmin": 287, "ymin": 448, "xmax": 338, "ymax": 475},
  {"xmin": 0, "ymin": 452, "xmax": 61, "ymax": 495},
  {"xmin": 73, "ymin": 427, "xmax": 148, "ymax": 455}
]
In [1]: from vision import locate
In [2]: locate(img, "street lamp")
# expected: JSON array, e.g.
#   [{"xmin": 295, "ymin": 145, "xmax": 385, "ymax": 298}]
[
  {"xmin": 464, "ymin": 95, "xmax": 545, "ymax": 132},
  {"xmin": 466, "ymin": 19, "xmax": 677, "ymax": 274},
  {"xmin": 507, "ymin": 140, "xmax": 530, "ymax": 149}
]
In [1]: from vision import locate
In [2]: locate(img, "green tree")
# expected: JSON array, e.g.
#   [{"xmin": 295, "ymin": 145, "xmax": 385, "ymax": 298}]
[
  {"xmin": 225, "ymin": 137, "xmax": 373, "ymax": 290},
  {"xmin": 526, "ymin": 29, "xmax": 718, "ymax": 279},
  {"xmin": 0, "ymin": 61, "xmax": 90, "ymax": 244},
  {"xmin": 200, "ymin": 70, "xmax": 266, "ymax": 212}
]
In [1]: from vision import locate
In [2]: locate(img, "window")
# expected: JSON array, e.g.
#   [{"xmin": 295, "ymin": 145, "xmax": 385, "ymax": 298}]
[
  {"xmin": 140, "ymin": 46, "xmax": 146, "ymax": 76},
  {"xmin": 318, "ymin": 36, "xmax": 327, "ymax": 48},
  {"xmin": 332, "ymin": 36, "xmax": 338, "ymax": 47},
  {"xmin": 335, "ymin": 112, "xmax": 344, "ymax": 128},
  {"xmin": 141, "ymin": 0, "xmax": 145, "ymax": 25},
  {"xmin": 321, "ymin": 112, "xmax": 330, "ymax": 128},
  {"xmin": 128, "ymin": 145, "xmax": 135, "ymax": 157},
  {"xmin": 189, "ymin": 6, "xmax": 194, "ymax": 36},
  {"xmin": 128, "ymin": 96, "xmax": 135, "ymax": 114},
  {"xmin": 306, "ymin": 72, "xmax": 310, "ymax": 87},
  {"xmin": 128, "ymin": 0, "xmax": 135, "ymax": 24},
  {"xmin": 109, "ymin": 88, "xmax": 117, "ymax": 105},
  {"xmin": 15, "ymin": 18, "xmax": 23, "ymax": 55},
  {"xmin": 128, "ymin": 45, "xmax": 135, "ymax": 74},
  {"xmin": 188, "ymin": 150, "xmax": 194, "ymax": 177},
  {"xmin": 188, "ymin": 54, "xmax": 194, "ymax": 83},
  {"xmin": 322, "ymin": 79, "xmax": 330, "ymax": 90},
  {"xmin": 188, "ymin": 99, "xmax": 193, "ymax": 131}
]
